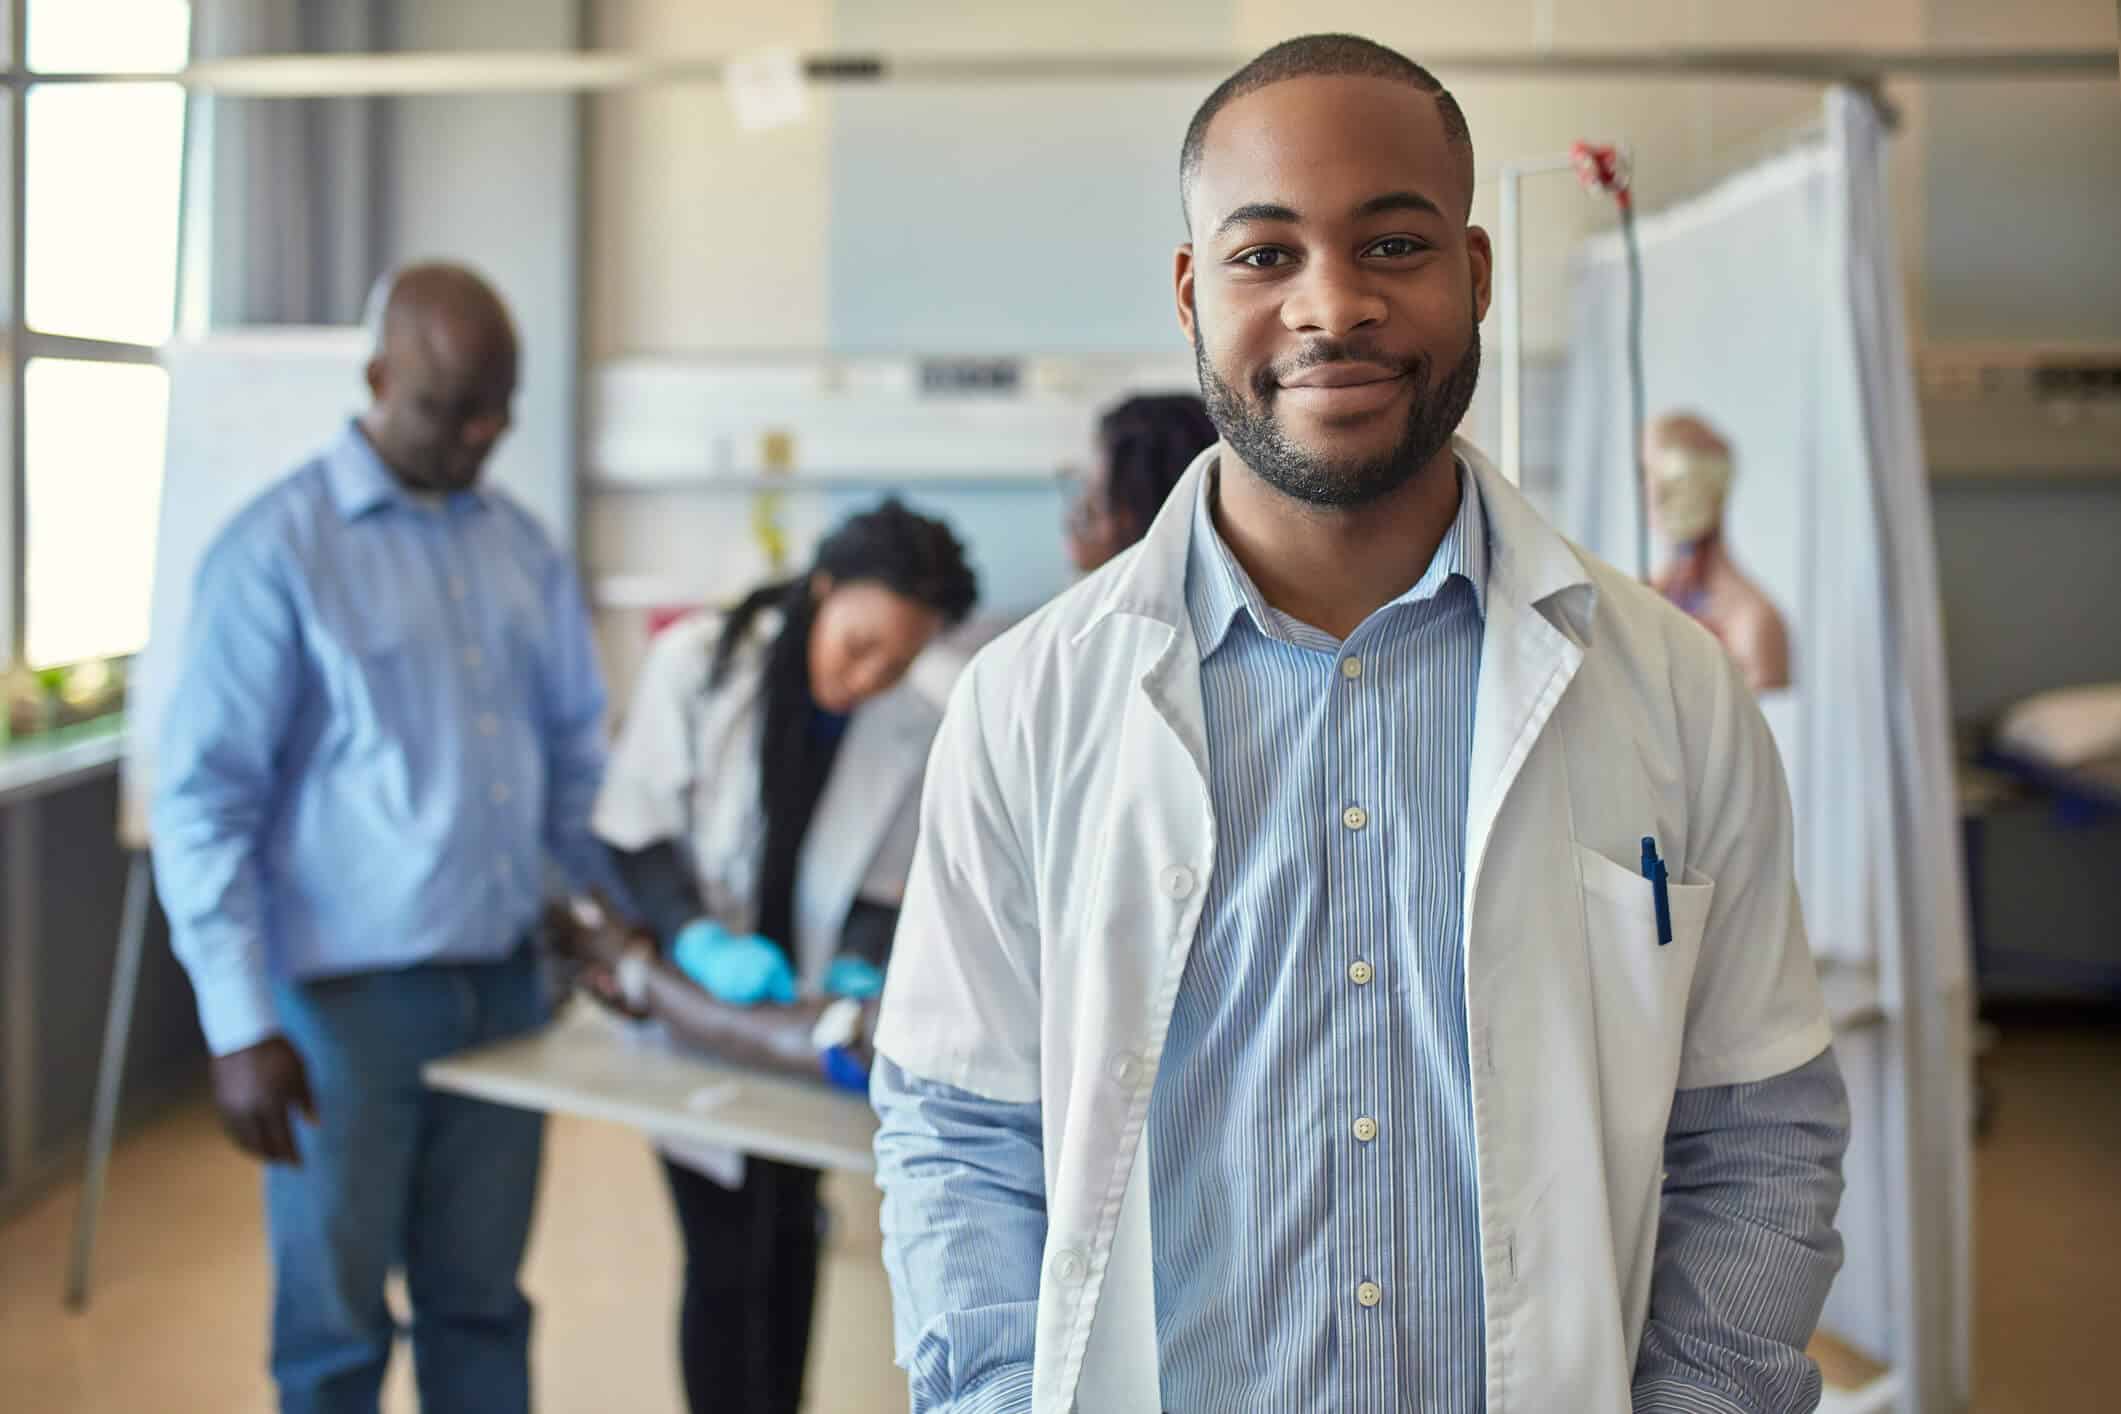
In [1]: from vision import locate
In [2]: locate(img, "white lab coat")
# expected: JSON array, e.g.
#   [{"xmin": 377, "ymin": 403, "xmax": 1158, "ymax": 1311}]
[
  {"xmin": 595, "ymin": 607, "xmax": 938, "ymax": 1178},
  {"xmin": 875, "ymin": 439, "xmax": 1833, "ymax": 1414}
]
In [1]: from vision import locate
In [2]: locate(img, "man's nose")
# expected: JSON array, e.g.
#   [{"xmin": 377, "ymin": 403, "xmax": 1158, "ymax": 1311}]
[{"xmin": 1281, "ymin": 257, "xmax": 1388, "ymax": 338}]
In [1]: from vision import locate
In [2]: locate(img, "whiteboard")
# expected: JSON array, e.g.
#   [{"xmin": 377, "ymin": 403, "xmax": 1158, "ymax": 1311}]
[{"xmin": 120, "ymin": 328, "xmax": 371, "ymax": 847}]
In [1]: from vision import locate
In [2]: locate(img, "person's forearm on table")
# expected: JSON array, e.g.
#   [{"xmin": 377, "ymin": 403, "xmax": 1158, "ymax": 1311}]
[{"xmin": 615, "ymin": 947, "xmax": 877, "ymax": 1084}]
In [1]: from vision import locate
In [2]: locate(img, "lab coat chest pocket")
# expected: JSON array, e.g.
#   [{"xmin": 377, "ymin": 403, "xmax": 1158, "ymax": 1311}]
[{"xmin": 1572, "ymin": 843, "xmax": 1715, "ymax": 1150}]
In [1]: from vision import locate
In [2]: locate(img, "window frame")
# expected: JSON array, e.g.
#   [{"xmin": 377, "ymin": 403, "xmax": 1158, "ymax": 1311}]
[{"xmin": 3, "ymin": 0, "xmax": 192, "ymax": 670}]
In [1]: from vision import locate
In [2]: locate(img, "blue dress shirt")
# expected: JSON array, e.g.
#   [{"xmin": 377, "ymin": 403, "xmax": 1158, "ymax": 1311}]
[{"xmin": 152, "ymin": 422, "xmax": 612, "ymax": 1056}]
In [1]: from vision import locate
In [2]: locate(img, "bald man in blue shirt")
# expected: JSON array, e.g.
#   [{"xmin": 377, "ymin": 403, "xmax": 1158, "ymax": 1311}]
[{"xmin": 153, "ymin": 263, "xmax": 611, "ymax": 1414}]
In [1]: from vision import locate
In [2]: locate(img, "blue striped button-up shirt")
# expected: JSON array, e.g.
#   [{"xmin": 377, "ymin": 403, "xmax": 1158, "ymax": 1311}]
[
  {"xmin": 152, "ymin": 422, "xmax": 612, "ymax": 1056},
  {"xmin": 872, "ymin": 458, "xmax": 1848, "ymax": 1414},
  {"xmin": 1151, "ymin": 460, "xmax": 1487, "ymax": 1409}
]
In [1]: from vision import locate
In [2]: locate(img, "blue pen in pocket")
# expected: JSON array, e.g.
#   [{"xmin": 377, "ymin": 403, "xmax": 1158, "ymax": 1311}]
[{"xmin": 1641, "ymin": 836, "xmax": 1674, "ymax": 946}]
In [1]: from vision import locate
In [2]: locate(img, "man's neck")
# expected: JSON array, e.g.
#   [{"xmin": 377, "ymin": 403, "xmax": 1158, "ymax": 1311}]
[
  {"xmin": 354, "ymin": 415, "xmax": 441, "ymax": 500},
  {"xmin": 1211, "ymin": 444, "xmax": 1464, "ymax": 641}
]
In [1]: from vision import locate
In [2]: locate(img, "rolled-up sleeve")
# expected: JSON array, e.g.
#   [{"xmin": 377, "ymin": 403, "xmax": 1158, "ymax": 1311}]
[
  {"xmin": 1632, "ymin": 1048, "xmax": 1851, "ymax": 1412},
  {"xmin": 870, "ymin": 660, "xmax": 1041, "ymax": 1101},
  {"xmin": 1677, "ymin": 646, "xmax": 1833, "ymax": 1090},
  {"xmin": 873, "ymin": 1055, "xmax": 1045, "ymax": 1414}
]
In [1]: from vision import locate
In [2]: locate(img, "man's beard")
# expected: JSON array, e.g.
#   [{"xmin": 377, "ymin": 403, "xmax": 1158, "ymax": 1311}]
[{"xmin": 1193, "ymin": 315, "xmax": 1482, "ymax": 509}]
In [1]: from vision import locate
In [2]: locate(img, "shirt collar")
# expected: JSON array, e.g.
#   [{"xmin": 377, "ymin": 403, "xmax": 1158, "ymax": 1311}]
[
  {"xmin": 325, "ymin": 420, "xmax": 488, "ymax": 520},
  {"xmin": 1185, "ymin": 454, "xmax": 1491, "ymax": 661}
]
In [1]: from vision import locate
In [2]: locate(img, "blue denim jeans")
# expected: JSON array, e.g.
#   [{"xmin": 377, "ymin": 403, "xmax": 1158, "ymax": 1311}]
[{"xmin": 265, "ymin": 949, "xmax": 548, "ymax": 1414}]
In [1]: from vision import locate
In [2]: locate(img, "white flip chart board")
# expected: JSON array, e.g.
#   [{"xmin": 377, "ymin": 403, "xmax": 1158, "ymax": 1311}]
[{"xmin": 120, "ymin": 328, "xmax": 372, "ymax": 847}]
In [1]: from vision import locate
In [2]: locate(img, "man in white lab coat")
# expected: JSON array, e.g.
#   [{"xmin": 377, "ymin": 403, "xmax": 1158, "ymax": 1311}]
[{"xmin": 872, "ymin": 33, "xmax": 1848, "ymax": 1414}]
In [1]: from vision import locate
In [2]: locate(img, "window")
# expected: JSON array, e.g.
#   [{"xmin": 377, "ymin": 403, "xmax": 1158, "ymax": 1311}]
[
  {"xmin": 26, "ymin": 0, "xmax": 188, "ymax": 74},
  {"xmin": 6, "ymin": 0, "xmax": 191, "ymax": 673},
  {"xmin": 22, "ymin": 358, "xmax": 169, "ymax": 668},
  {"xmin": 25, "ymin": 82, "xmax": 186, "ymax": 346}
]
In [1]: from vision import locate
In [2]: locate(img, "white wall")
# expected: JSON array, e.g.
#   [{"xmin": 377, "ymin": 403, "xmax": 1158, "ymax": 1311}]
[
  {"xmin": 1921, "ymin": 0, "xmax": 2120, "ymax": 341},
  {"xmin": 578, "ymin": 0, "xmax": 1951, "ymax": 696},
  {"xmin": 391, "ymin": 0, "xmax": 582, "ymax": 541},
  {"xmin": 587, "ymin": 0, "xmax": 1937, "ymax": 360}
]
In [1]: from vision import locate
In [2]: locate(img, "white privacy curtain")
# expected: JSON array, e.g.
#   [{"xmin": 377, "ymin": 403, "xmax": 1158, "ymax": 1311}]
[
  {"xmin": 1555, "ymin": 89, "xmax": 1967, "ymax": 992},
  {"xmin": 1554, "ymin": 89, "xmax": 1972, "ymax": 1407}
]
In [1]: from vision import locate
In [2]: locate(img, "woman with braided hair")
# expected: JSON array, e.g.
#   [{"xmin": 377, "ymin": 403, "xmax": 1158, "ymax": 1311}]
[{"xmin": 555, "ymin": 498, "xmax": 976, "ymax": 1414}]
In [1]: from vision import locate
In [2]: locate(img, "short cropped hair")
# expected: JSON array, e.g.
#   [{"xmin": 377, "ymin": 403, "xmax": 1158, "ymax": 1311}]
[{"xmin": 1180, "ymin": 34, "xmax": 1475, "ymax": 226}]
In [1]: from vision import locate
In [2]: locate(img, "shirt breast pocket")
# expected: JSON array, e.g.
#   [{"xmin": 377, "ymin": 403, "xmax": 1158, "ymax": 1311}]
[{"xmin": 1573, "ymin": 842, "xmax": 1715, "ymax": 1142}]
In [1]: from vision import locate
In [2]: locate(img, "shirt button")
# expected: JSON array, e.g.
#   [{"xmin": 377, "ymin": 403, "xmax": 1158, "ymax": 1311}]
[
  {"xmin": 449, "ymin": 576, "xmax": 468, "ymax": 600},
  {"xmin": 1110, "ymin": 1054, "xmax": 1147, "ymax": 1091},
  {"xmin": 1348, "ymin": 959, "xmax": 1374, "ymax": 986},
  {"xmin": 496, "ymin": 855, "xmax": 514, "ymax": 877},
  {"xmin": 1353, "ymin": 1116, "xmax": 1380, "ymax": 1143},
  {"xmin": 464, "ymin": 647, "xmax": 483, "ymax": 669},
  {"xmin": 1357, "ymin": 1281, "xmax": 1384, "ymax": 1309},
  {"xmin": 478, "ymin": 713, "xmax": 500, "ymax": 736},
  {"xmin": 490, "ymin": 782, "xmax": 512, "ymax": 806},
  {"xmin": 1051, "ymin": 1248, "xmax": 1087, "ymax": 1286},
  {"xmin": 1341, "ymin": 656, "xmax": 1364, "ymax": 680},
  {"xmin": 1342, "ymin": 805, "xmax": 1369, "ymax": 832},
  {"xmin": 1158, "ymin": 865, "xmax": 1196, "ymax": 900}
]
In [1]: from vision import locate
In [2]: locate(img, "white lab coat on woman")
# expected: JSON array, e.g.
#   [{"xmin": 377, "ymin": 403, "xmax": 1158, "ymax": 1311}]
[
  {"xmin": 874, "ymin": 439, "xmax": 1833, "ymax": 1414},
  {"xmin": 595, "ymin": 607, "xmax": 938, "ymax": 1180}
]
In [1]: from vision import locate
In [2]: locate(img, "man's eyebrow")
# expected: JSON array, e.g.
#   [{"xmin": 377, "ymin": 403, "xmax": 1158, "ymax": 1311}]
[
  {"xmin": 1211, "ymin": 201, "xmax": 1301, "ymax": 240},
  {"xmin": 1356, "ymin": 190, "xmax": 1444, "ymax": 220}
]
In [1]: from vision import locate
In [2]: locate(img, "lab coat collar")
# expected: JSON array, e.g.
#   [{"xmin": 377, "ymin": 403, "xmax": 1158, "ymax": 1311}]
[
  {"xmin": 1461, "ymin": 438, "xmax": 1598, "ymax": 646},
  {"xmin": 1077, "ymin": 434, "xmax": 1595, "ymax": 649}
]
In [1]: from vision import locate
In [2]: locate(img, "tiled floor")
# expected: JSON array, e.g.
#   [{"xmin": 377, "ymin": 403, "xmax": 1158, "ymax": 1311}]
[{"xmin": 2, "ymin": 1022, "xmax": 2116, "ymax": 1412}]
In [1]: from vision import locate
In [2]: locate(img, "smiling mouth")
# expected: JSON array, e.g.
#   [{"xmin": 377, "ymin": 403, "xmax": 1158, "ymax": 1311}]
[
  {"xmin": 1279, "ymin": 361, "xmax": 1406, "ymax": 391},
  {"xmin": 1274, "ymin": 364, "xmax": 1410, "ymax": 418}
]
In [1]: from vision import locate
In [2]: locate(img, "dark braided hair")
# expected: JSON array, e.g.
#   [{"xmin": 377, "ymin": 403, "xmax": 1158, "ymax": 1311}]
[
  {"xmin": 710, "ymin": 500, "xmax": 977, "ymax": 955},
  {"xmin": 1098, "ymin": 393, "xmax": 1219, "ymax": 540}
]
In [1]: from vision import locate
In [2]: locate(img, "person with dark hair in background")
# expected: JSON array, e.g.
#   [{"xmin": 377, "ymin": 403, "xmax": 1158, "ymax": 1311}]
[
  {"xmin": 573, "ymin": 499, "xmax": 976, "ymax": 1414},
  {"xmin": 153, "ymin": 263, "xmax": 612, "ymax": 1414},
  {"xmin": 910, "ymin": 392, "xmax": 1218, "ymax": 709},
  {"xmin": 1063, "ymin": 393, "xmax": 1220, "ymax": 574}
]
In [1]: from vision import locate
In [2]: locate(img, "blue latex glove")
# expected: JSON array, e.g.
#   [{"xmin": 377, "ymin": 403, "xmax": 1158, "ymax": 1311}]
[
  {"xmin": 820, "ymin": 1045, "xmax": 870, "ymax": 1094},
  {"xmin": 671, "ymin": 919, "xmax": 797, "ymax": 1006},
  {"xmin": 821, "ymin": 954, "xmax": 886, "ymax": 1001}
]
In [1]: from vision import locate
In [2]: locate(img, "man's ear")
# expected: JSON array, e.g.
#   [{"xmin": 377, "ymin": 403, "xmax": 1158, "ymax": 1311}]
[
  {"xmin": 364, "ymin": 357, "xmax": 386, "ymax": 403},
  {"xmin": 1466, "ymin": 226, "xmax": 1495, "ymax": 324},
  {"xmin": 1175, "ymin": 245, "xmax": 1199, "ymax": 345}
]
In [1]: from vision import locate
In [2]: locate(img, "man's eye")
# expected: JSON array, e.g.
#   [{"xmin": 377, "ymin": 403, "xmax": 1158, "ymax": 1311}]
[
  {"xmin": 1366, "ymin": 237, "xmax": 1425, "ymax": 259},
  {"xmin": 1236, "ymin": 248, "xmax": 1291, "ymax": 270}
]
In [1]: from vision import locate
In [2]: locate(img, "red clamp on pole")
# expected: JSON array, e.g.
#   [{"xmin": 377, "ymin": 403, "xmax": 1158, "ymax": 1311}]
[{"xmin": 1571, "ymin": 141, "xmax": 1632, "ymax": 211}]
